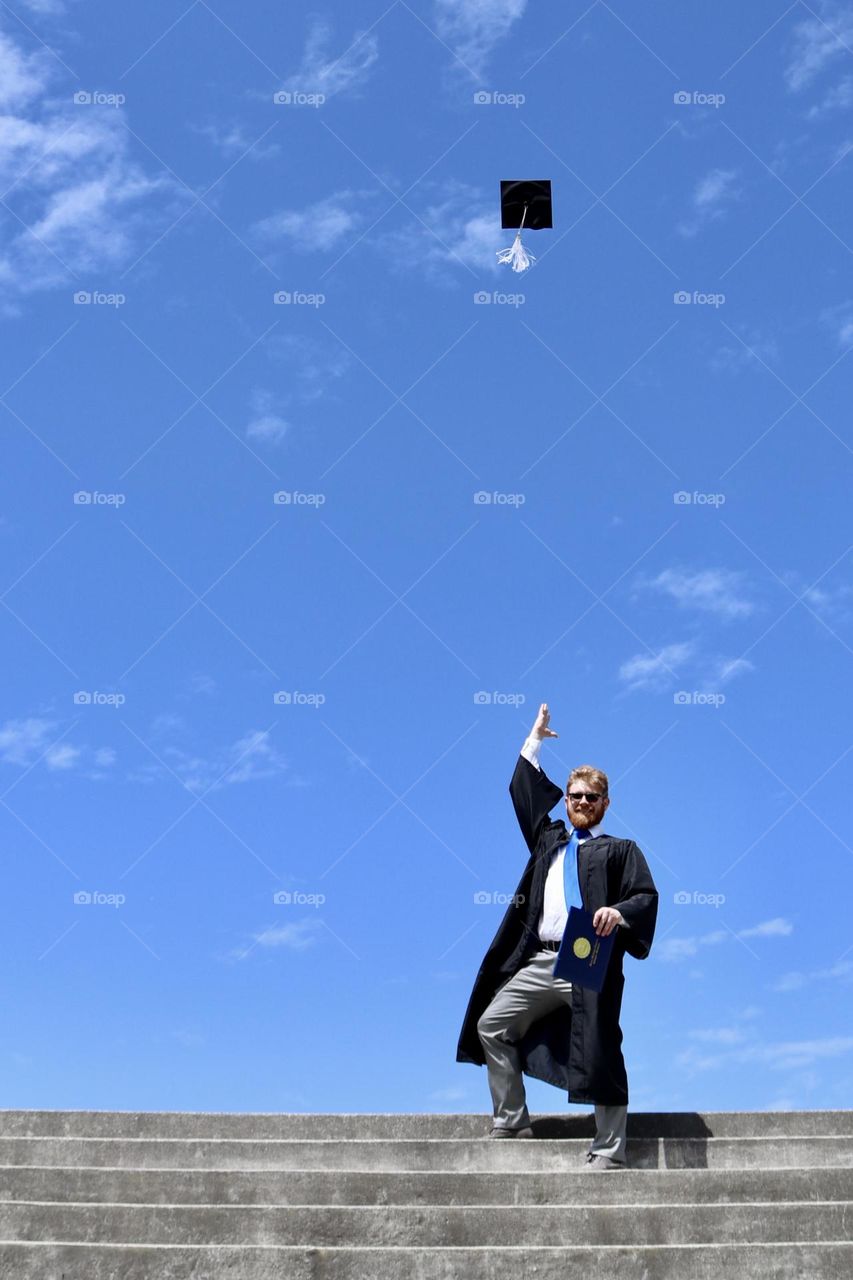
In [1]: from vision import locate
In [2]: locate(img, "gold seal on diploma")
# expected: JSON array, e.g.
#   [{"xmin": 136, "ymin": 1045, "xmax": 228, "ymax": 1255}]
[{"xmin": 573, "ymin": 937, "xmax": 591, "ymax": 959}]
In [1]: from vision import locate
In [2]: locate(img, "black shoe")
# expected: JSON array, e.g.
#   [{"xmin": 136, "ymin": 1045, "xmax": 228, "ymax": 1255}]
[{"xmin": 489, "ymin": 1124, "xmax": 535, "ymax": 1139}]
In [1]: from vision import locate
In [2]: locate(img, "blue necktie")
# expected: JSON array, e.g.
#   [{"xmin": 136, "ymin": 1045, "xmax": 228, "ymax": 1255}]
[{"xmin": 562, "ymin": 827, "xmax": 585, "ymax": 912}]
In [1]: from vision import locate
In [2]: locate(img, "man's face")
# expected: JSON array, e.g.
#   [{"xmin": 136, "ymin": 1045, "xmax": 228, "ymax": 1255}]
[{"xmin": 565, "ymin": 779, "xmax": 609, "ymax": 830}]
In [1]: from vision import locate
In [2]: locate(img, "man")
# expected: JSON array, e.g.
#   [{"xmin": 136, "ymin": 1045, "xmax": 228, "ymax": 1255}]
[{"xmin": 456, "ymin": 702, "xmax": 658, "ymax": 1169}]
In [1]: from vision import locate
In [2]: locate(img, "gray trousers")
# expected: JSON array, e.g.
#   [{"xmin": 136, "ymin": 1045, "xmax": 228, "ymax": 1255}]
[{"xmin": 477, "ymin": 947, "xmax": 628, "ymax": 1162}]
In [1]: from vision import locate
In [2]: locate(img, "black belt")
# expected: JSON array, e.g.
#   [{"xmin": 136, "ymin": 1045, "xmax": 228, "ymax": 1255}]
[{"xmin": 538, "ymin": 939, "xmax": 561, "ymax": 951}]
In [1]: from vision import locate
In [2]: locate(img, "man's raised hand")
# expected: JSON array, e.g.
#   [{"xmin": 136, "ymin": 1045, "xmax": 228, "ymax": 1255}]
[{"xmin": 530, "ymin": 702, "xmax": 558, "ymax": 740}]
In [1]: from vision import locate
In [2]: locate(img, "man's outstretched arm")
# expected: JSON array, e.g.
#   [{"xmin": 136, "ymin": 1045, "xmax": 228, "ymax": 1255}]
[{"xmin": 509, "ymin": 702, "xmax": 564, "ymax": 855}]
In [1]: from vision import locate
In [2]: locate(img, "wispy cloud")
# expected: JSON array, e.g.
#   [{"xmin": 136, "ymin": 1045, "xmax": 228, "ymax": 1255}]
[
  {"xmin": 379, "ymin": 183, "xmax": 502, "ymax": 281},
  {"xmin": 190, "ymin": 120, "xmax": 280, "ymax": 162},
  {"xmin": 264, "ymin": 333, "xmax": 352, "ymax": 404},
  {"xmin": 772, "ymin": 958, "xmax": 853, "ymax": 991},
  {"xmin": 0, "ymin": 716, "xmax": 113, "ymax": 776},
  {"xmin": 130, "ymin": 727, "xmax": 289, "ymax": 793},
  {"xmin": 805, "ymin": 73, "xmax": 853, "ymax": 117},
  {"xmin": 280, "ymin": 19, "xmax": 379, "ymax": 101},
  {"xmin": 253, "ymin": 192, "xmax": 362, "ymax": 253},
  {"xmin": 235, "ymin": 916, "xmax": 325, "ymax": 957},
  {"xmin": 432, "ymin": 0, "xmax": 528, "ymax": 77},
  {"xmin": 786, "ymin": 4, "xmax": 853, "ymax": 92},
  {"xmin": 638, "ymin": 567, "xmax": 755, "ymax": 620},
  {"xmin": 710, "ymin": 326, "xmax": 781, "ymax": 373},
  {"xmin": 617, "ymin": 641, "xmax": 694, "ymax": 693},
  {"xmin": 245, "ymin": 388, "xmax": 289, "ymax": 445},
  {"xmin": 677, "ymin": 168, "xmax": 741, "ymax": 238},
  {"xmin": 658, "ymin": 917, "xmax": 793, "ymax": 962},
  {"xmin": 678, "ymin": 1034, "xmax": 853, "ymax": 1073},
  {"xmin": 0, "ymin": 28, "xmax": 179, "ymax": 306}
]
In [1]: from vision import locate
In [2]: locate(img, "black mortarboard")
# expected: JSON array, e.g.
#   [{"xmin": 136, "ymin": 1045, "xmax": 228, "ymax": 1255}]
[
  {"xmin": 499, "ymin": 180, "xmax": 553, "ymax": 230},
  {"xmin": 497, "ymin": 179, "xmax": 552, "ymax": 272}
]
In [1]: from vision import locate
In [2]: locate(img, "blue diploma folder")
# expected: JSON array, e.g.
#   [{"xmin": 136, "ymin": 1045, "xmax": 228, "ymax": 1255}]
[{"xmin": 552, "ymin": 906, "xmax": 616, "ymax": 991}]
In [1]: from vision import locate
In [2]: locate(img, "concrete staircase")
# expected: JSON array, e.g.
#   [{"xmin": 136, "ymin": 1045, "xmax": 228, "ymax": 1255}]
[{"xmin": 0, "ymin": 1109, "xmax": 850, "ymax": 1277}]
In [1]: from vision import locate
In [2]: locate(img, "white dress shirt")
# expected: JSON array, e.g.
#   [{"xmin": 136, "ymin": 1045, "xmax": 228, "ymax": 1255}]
[{"xmin": 520, "ymin": 735, "xmax": 628, "ymax": 942}]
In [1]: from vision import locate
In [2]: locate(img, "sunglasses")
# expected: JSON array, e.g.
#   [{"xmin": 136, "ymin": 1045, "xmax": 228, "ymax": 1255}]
[{"xmin": 567, "ymin": 791, "xmax": 604, "ymax": 803}]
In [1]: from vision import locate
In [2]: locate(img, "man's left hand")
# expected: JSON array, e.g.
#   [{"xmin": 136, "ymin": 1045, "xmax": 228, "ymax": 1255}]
[{"xmin": 592, "ymin": 906, "xmax": 624, "ymax": 936}]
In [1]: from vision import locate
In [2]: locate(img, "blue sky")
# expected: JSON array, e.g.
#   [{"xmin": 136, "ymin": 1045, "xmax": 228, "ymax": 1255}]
[{"xmin": 1, "ymin": 0, "xmax": 852, "ymax": 1117}]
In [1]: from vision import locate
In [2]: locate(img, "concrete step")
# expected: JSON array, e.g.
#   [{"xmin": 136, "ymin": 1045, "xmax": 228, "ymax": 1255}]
[
  {"xmin": 0, "ymin": 1199, "xmax": 848, "ymax": 1246},
  {"xmin": 0, "ymin": 1134, "xmax": 850, "ymax": 1170},
  {"xmin": 0, "ymin": 1108, "xmax": 848, "ymax": 1138},
  {"xmin": 1, "ymin": 1164, "xmax": 849, "ymax": 1205},
  {"xmin": 0, "ymin": 1241, "xmax": 850, "ymax": 1279}
]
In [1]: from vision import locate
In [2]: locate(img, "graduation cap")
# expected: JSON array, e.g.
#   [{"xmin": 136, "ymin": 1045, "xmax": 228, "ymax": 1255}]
[{"xmin": 497, "ymin": 180, "xmax": 553, "ymax": 273}]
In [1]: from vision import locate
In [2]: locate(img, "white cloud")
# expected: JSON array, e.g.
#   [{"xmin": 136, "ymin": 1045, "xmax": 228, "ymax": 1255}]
[
  {"xmin": 617, "ymin": 641, "xmax": 694, "ymax": 693},
  {"xmin": 641, "ymin": 567, "xmax": 754, "ymax": 620},
  {"xmin": 658, "ymin": 917, "xmax": 793, "ymax": 963},
  {"xmin": 710, "ymin": 328, "xmax": 781, "ymax": 373},
  {"xmin": 379, "ymin": 185, "xmax": 504, "ymax": 281},
  {"xmin": 433, "ymin": 0, "xmax": 528, "ymax": 77},
  {"xmin": 281, "ymin": 19, "xmax": 378, "ymax": 100},
  {"xmin": 677, "ymin": 168, "xmax": 741, "ymax": 238},
  {"xmin": 678, "ymin": 1035, "xmax": 853, "ymax": 1073},
  {"xmin": 0, "ymin": 717, "xmax": 56, "ymax": 765},
  {"xmin": 253, "ymin": 192, "xmax": 360, "ymax": 252},
  {"xmin": 786, "ymin": 5, "xmax": 853, "ymax": 92},
  {"xmin": 0, "ymin": 28, "xmax": 181, "ymax": 304},
  {"xmin": 246, "ymin": 388, "xmax": 289, "ymax": 444},
  {"xmin": 134, "ymin": 728, "xmax": 290, "ymax": 793},
  {"xmin": 0, "ymin": 716, "xmax": 110, "ymax": 775},
  {"xmin": 264, "ymin": 333, "xmax": 352, "ymax": 403},
  {"xmin": 191, "ymin": 120, "xmax": 280, "ymax": 162},
  {"xmin": 772, "ymin": 958, "xmax": 853, "ymax": 992},
  {"xmin": 242, "ymin": 917, "xmax": 324, "ymax": 953},
  {"xmin": 805, "ymin": 74, "xmax": 853, "ymax": 117}
]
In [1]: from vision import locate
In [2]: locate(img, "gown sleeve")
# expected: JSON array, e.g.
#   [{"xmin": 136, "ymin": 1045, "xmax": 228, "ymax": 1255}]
[
  {"xmin": 509, "ymin": 750, "xmax": 564, "ymax": 855},
  {"xmin": 611, "ymin": 839, "xmax": 659, "ymax": 960}
]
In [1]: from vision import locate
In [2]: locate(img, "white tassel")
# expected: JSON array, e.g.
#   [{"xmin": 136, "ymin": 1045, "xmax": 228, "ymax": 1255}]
[
  {"xmin": 496, "ymin": 201, "xmax": 534, "ymax": 272},
  {"xmin": 496, "ymin": 230, "xmax": 535, "ymax": 273}
]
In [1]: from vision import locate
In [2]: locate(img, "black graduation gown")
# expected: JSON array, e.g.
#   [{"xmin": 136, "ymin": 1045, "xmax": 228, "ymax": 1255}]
[{"xmin": 455, "ymin": 752, "xmax": 659, "ymax": 1106}]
